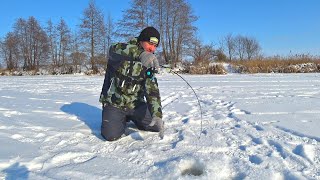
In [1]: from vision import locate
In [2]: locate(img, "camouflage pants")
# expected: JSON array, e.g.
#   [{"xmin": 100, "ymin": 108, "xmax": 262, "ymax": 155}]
[{"xmin": 101, "ymin": 103, "xmax": 160, "ymax": 141}]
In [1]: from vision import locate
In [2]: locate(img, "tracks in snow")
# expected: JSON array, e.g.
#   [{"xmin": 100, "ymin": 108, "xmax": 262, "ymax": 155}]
[{"xmin": 1, "ymin": 79, "xmax": 319, "ymax": 179}]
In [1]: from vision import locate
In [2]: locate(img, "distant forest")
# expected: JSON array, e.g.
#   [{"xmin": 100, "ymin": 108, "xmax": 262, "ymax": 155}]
[{"xmin": 0, "ymin": 0, "xmax": 319, "ymax": 75}]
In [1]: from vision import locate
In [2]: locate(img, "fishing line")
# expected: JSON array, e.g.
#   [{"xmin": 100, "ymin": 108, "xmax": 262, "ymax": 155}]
[{"xmin": 160, "ymin": 65, "xmax": 204, "ymax": 139}]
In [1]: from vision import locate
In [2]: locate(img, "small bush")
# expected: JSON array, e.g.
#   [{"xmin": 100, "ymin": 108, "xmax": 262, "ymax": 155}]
[
  {"xmin": 208, "ymin": 64, "xmax": 227, "ymax": 74},
  {"xmin": 189, "ymin": 62, "xmax": 227, "ymax": 74}
]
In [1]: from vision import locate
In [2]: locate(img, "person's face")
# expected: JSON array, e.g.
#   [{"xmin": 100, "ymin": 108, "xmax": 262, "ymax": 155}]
[{"xmin": 140, "ymin": 41, "xmax": 157, "ymax": 53}]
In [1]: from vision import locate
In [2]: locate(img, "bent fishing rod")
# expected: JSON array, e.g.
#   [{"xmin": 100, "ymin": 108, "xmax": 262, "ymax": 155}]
[{"xmin": 159, "ymin": 65, "xmax": 204, "ymax": 139}]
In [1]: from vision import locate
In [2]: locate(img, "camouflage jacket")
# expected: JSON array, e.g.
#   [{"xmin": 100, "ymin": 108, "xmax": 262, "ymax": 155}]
[{"xmin": 100, "ymin": 38, "xmax": 162, "ymax": 118}]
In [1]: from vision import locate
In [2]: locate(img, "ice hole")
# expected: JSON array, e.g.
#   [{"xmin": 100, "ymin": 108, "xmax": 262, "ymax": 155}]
[{"xmin": 180, "ymin": 159, "xmax": 205, "ymax": 176}]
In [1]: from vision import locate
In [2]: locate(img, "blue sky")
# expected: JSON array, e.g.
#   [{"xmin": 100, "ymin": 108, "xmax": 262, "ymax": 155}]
[{"xmin": 1, "ymin": 0, "xmax": 320, "ymax": 56}]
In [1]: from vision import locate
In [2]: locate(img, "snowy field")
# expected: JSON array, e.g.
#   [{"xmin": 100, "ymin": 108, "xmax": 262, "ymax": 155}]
[{"xmin": 0, "ymin": 73, "xmax": 320, "ymax": 179}]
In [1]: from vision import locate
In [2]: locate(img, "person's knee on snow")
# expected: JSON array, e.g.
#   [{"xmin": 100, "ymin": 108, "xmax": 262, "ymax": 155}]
[{"xmin": 101, "ymin": 131, "xmax": 123, "ymax": 141}]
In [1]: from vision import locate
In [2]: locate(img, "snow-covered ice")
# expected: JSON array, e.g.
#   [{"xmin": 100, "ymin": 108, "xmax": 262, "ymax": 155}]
[{"xmin": 0, "ymin": 73, "xmax": 319, "ymax": 179}]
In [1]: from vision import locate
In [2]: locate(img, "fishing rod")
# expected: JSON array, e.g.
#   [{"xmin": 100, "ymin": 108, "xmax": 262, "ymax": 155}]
[{"xmin": 160, "ymin": 65, "xmax": 204, "ymax": 139}]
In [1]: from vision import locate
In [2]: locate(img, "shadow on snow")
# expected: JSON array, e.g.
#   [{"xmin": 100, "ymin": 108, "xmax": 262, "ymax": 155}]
[
  {"xmin": 2, "ymin": 162, "xmax": 29, "ymax": 180},
  {"xmin": 60, "ymin": 102, "xmax": 103, "ymax": 140}
]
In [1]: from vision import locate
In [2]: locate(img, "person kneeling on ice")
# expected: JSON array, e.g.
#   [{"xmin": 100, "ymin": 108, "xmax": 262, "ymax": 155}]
[{"xmin": 99, "ymin": 27, "xmax": 164, "ymax": 141}]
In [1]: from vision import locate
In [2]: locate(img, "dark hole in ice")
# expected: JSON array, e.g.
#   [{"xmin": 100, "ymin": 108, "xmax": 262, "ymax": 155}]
[{"xmin": 180, "ymin": 160, "xmax": 205, "ymax": 176}]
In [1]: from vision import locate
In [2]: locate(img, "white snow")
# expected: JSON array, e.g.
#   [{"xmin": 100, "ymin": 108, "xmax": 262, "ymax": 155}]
[{"xmin": 0, "ymin": 73, "xmax": 320, "ymax": 179}]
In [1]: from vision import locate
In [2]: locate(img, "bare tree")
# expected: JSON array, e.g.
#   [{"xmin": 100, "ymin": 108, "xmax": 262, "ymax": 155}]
[
  {"xmin": 36, "ymin": 28, "xmax": 49, "ymax": 69},
  {"xmin": 234, "ymin": 35, "xmax": 246, "ymax": 61},
  {"xmin": 221, "ymin": 34, "xmax": 261, "ymax": 61},
  {"xmin": 243, "ymin": 36, "xmax": 260, "ymax": 60},
  {"xmin": 70, "ymin": 31, "xmax": 86, "ymax": 73},
  {"xmin": 13, "ymin": 17, "xmax": 48, "ymax": 70},
  {"xmin": 116, "ymin": 0, "xmax": 152, "ymax": 40},
  {"xmin": 174, "ymin": 1, "xmax": 197, "ymax": 65},
  {"xmin": 56, "ymin": 18, "xmax": 71, "ymax": 72},
  {"xmin": 215, "ymin": 49, "xmax": 227, "ymax": 61},
  {"xmin": 1, "ymin": 32, "xmax": 20, "ymax": 70},
  {"xmin": 13, "ymin": 18, "xmax": 29, "ymax": 70},
  {"xmin": 190, "ymin": 38, "xmax": 215, "ymax": 65},
  {"xmin": 80, "ymin": 0, "xmax": 105, "ymax": 73},
  {"xmin": 155, "ymin": 0, "xmax": 197, "ymax": 66},
  {"xmin": 118, "ymin": 0, "xmax": 197, "ymax": 66},
  {"xmin": 190, "ymin": 38, "xmax": 202, "ymax": 64},
  {"xmin": 222, "ymin": 34, "xmax": 236, "ymax": 61},
  {"xmin": 102, "ymin": 14, "xmax": 115, "ymax": 68},
  {"xmin": 45, "ymin": 19, "xmax": 59, "ymax": 68}
]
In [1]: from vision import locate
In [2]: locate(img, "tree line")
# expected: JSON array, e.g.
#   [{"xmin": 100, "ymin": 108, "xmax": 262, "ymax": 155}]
[{"xmin": 0, "ymin": 0, "xmax": 262, "ymax": 74}]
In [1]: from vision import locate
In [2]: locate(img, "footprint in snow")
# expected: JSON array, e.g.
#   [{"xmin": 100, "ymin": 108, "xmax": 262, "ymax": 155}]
[{"xmin": 48, "ymin": 152, "xmax": 96, "ymax": 167}]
